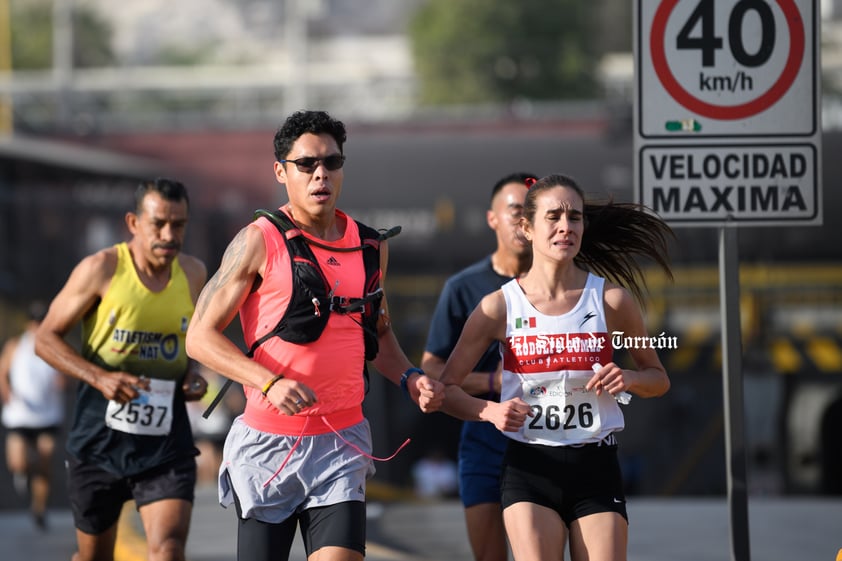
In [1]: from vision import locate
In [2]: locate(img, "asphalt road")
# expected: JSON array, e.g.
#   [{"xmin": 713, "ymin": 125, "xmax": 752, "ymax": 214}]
[{"xmin": 2, "ymin": 483, "xmax": 840, "ymax": 561}]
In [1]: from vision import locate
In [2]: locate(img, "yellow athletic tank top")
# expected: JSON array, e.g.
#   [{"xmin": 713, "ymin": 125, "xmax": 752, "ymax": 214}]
[{"xmin": 82, "ymin": 242, "xmax": 193, "ymax": 380}]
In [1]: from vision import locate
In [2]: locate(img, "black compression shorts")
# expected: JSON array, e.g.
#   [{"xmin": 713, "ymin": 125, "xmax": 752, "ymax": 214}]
[
  {"xmin": 233, "ymin": 491, "xmax": 366, "ymax": 561},
  {"xmin": 500, "ymin": 438, "xmax": 628, "ymax": 526}
]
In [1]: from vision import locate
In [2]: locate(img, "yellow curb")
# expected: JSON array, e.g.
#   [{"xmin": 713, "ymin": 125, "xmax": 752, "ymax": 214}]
[{"xmin": 115, "ymin": 501, "xmax": 147, "ymax": 561}]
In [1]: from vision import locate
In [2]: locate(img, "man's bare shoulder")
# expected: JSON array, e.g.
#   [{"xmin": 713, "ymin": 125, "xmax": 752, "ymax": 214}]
[
  {"xmin": 52, "ymin": 246, "xmax": 120, "ymax": 303},
  {"xmin": 178, "ymin": 253, "xmax": 208, "ymax": 283},
  {"xmin": 224, "ymin": 222, "xmax": 268, "ymax": 273},
  {"xmin": 79, "ymin": 246, "xmax": 119, "ymax": 281}
]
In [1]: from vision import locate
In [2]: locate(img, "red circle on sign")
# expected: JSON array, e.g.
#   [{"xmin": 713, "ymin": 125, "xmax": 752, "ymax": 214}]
[{"xmin": 650, "ymin": 0, "xmax": 805, "ymax": 120}]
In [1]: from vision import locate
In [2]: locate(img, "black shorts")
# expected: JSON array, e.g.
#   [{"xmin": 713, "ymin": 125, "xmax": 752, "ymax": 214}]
[
  {"xmin": 500, "ymin": 437, "xmax": 628, "ymax": 527},
  {"xmin": 7, "ymin": 425, "xmax": 60, "ymax": 443},
  {"xmin": 66, "ymin": 454, "xmax": 197, "ymax": 535},
  {"xmin": 233, "ymin": 485, "xmax": 366, "ymax": 561}
]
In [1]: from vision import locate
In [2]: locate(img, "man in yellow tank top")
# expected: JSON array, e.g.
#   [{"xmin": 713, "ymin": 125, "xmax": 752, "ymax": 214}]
[{"xmin": 35, "ymin": 178, "xmax": 208, "ymax": 561}]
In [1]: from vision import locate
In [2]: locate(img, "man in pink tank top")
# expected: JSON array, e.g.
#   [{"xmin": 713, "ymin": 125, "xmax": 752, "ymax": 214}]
[{"xmin": 186, "ymin": 110, "xmax": 444, "ymax": 561}]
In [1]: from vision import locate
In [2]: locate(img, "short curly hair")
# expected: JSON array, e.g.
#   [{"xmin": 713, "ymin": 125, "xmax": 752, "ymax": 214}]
[{"xmin": 273, "ymin": 110, "xmax": 347, "ymax": 161}]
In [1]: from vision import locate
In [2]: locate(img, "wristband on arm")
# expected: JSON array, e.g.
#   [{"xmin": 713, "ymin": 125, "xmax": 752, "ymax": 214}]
[
  {"xmin": 261, "ymin": 374, "xmax": 284, "ymax": 396},
  {"xmin": 400, "ymin": 367, "xmax": 424, "ymax": 397}
]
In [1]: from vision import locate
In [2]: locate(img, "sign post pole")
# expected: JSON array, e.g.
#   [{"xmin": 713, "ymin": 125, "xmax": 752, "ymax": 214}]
[{"xmin": 719, "ymin": 226, "xmax": 750, "ymax": 561}]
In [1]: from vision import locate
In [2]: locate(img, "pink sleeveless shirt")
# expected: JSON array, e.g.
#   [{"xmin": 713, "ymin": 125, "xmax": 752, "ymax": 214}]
[{"xmin": 239, "ymin": 209, "xmax": 370, "ymax": 434}]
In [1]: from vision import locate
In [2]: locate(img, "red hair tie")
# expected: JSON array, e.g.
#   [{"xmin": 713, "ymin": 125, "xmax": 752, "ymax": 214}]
[{"xmin": 524, "ymin": 177, "xmax": 537, "ymax": 188}]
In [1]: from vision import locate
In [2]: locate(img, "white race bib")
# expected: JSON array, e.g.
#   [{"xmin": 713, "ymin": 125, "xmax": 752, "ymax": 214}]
[
  {"xmin": 105, "ymin": 378, "xmax": 175, "ymax": 436},
  {"xmin": 520, "ymin": 377, "xmax": 602, "ymax": 443}
]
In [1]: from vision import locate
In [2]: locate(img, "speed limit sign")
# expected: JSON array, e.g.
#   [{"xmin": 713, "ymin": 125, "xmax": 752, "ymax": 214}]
[
  {"xmin": 638, "ymin": 0, "xmax": 817, "ymax": 138},
  {"xmin": 635, "ymin": 0, "xmax": 822, "ymax": 226}
]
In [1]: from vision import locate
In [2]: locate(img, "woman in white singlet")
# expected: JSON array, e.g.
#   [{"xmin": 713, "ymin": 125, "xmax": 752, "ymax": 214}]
[{"xmin": 417, "ymin": 174, "xmax": 674, "ymax": 561}]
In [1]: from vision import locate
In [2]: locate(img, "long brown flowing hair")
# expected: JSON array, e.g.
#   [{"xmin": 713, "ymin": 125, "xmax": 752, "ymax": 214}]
[{"xmin": 523, "ymin": 174, "xmax": 674, "ymax": 304}]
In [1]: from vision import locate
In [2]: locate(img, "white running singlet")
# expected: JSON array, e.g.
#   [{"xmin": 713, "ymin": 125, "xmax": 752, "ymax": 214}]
[
  {"xmin": 1, "ymin": 331, "xmax": 64, "ymax": 429},
  {"xmin": 499, "ymin": 273, "xmax": 624, "ymax": 446}
]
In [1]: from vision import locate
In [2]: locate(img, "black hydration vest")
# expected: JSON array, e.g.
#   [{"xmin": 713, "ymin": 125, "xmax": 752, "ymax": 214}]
[
  {"xmin": 247, "ymin": 209, "xmax": 401, "ymax": 361},
  {"xmin": 202, "ymin": 209, "xmax": 400, "ymax": 419}
]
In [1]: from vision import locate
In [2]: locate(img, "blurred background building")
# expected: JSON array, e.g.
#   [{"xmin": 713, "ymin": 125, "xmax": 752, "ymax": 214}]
[{"xmin": 1, "ymin": 0, "xmax": 841, "ymax": 507}]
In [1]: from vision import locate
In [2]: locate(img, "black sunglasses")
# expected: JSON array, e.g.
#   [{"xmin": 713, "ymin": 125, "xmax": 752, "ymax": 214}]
[{"xmin": 279, "ymin": 155, "xmax": 346, "ymax": 173}]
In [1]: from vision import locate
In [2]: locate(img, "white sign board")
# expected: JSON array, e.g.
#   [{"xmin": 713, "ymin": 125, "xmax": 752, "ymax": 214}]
[{"xmin": 634, "ymin": 0, "xmax": 822, "ymax": 226}]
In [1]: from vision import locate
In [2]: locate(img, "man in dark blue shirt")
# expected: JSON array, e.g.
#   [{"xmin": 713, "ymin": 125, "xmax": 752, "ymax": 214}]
[{"xmin": 422, "ymin": 172, "xmax": 534, "ymax": 561}]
